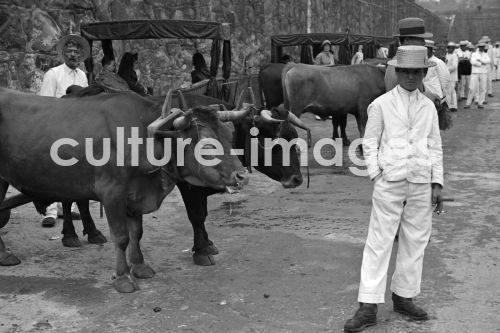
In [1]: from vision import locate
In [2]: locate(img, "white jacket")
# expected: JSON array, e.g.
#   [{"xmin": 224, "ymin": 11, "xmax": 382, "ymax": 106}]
[
  {"xmin": 423, "ymin": 55, "xmax": 452, "ymax": 99},
  {"xmin": 470, "ymin": 50, "xmax": 491, "ymax": 74},
  {"xmin": 445, "ymin": 52, "xmax": 459, "ymax": 82},
  {"xmin": 363, "ymin": 86, "xmax": 444, "ymax": 186}
]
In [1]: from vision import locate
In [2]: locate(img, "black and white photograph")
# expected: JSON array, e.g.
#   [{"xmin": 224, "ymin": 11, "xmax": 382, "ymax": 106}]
[{"xmin": 0, "ymin": 0, "xmax": 499, "ymax": 332}]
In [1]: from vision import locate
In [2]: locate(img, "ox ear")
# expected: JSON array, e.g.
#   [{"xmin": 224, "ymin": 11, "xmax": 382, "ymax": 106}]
[
  {"xmin": 161, "ymin": 89, "xmax": 173, "ymax": 118},
  {"xmin": 148, "ymin": 108, "xmax": 184, "ymax": 137}
]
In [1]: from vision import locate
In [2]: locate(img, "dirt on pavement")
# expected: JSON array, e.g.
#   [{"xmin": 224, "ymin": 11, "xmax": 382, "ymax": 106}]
[{"xmin": 1, "ymin": 84, "xmax": 500, "ymax": 333}]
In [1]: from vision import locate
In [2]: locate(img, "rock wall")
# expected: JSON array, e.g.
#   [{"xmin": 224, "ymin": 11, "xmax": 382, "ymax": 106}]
[{"xmin": 0, "ymin": 0, "xmax": 447, "ymax": 95}]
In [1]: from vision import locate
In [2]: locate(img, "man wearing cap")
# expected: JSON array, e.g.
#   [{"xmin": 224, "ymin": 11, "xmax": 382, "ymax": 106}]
[
  {"xmin": 457, "ymin": 41, "xmax": 472, "ymax": 100},
  {"xmin": 465, "ymin": 41, "xmax": 491, "ymax": 109},
  {"xmin": 423, "ymin": 40, "xmax": 452, "ymax": 105},
  {"xmin": 38, "ymin": 34, "xmax": 90, "ymax": 227},
  {"xmin": 344, "ymin": 45, "xmax": 443, "ymax": 332},
  {"xmin": 314, "ymin": 40, "xmax": 335, "ymax": 66},
  {"xmin": 445, "ymin": 42, "xmax": 459, "ymax": 111}
]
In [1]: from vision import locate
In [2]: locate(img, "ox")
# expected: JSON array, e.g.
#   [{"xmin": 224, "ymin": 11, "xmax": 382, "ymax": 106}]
[
  {"xmin": 260, "ymin": 63, "xmax": 386, "ymax": 145},
  {"xmin": 52, "ymin": 85, "xmax": 308, "ymax": 266},
  {"xmin": 282, "ymin": 63, "xmax": 386, "ymax": 144},
  {"xmin": 0, "ymin": 87, "xmax": 250, "ymax": 292}
]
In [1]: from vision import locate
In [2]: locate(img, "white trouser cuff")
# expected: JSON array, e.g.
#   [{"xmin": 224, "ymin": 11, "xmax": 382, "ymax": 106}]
[
  {"xmin": 390, "ymin": 285, "xmax": 420, "ymax": 299},
  {"xmin": 358, "ymin": 292, "xmax": 385, "ymax": 304}
]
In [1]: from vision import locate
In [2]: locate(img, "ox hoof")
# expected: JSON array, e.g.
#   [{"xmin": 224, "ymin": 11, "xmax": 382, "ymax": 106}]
[
  {"xmin": 113, "ymin": 274, "xmax": 139, "ymax": 293},
  {"xmin": 131, "ymin": 263, "xmax": 155, "ymax": 279},
  {"xmin": 61, "ymin": 235, "xmax": 82, "ymax": 248},
  {"xmin": 87, "ymin": 230, "xmax": 107, "ymax": 244},
  {"xmin": 0, "ymin": 251, "xmax": 21, "ymax": 266},
  {"xmin": 193, "ymin": 253, "xmax": 216, "ymax": 266}
]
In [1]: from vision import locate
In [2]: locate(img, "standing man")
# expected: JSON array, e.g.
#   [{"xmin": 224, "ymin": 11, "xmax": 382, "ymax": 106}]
[
  {"xmin": 457, "ymin": 40, "xmax": 472, "ymax": 100},
  {"xmin": 465, "ymin": 42, "xmax": 491, "ymax": 109},
  {"xmin": 344, "ymin": 45, "xmax": 443, "ymax": 332},
  {"xmin": 423, "ymin": 40, "xmax": 452, "ymax": 105},
  {"xmin": 445, "ymin": 42, "xmax": 459, "ymax": 112},
  {"xmin": 494, "ymin": 42, "xmax": 500, "ymax": 81},
  {"xmin": 38, "ymin": 34, "xmax": 90, "ymax": 227},
  {"xmin": 481, "ymin": 36, "xmax": 495, "ymax": 97}
]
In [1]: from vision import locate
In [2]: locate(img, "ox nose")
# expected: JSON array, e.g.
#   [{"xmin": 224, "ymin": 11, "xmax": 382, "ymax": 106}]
[
  {"xmin": 281, "ymin": 175, "xmax": 303, "ymax": 188},
  {"xmin": 231, "ymin": 170, "xmax": 249, "ymax": 188}
]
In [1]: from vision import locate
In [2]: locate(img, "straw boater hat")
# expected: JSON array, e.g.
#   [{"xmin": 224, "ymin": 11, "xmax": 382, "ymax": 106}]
[
  {"xmin": 387, "ymin": 45, "xmax": 436, "ymax": 68},
  {"xmin": 459, "ymin": 40, "xmax": 468, "ymax": 46},
  {"xmin": 447, "ymin": 41, "xmax": 456, "ymax": 48},
  {"xmin": 481, "ymin": 36, "xmax": 491, "ymax": 42},
  {"xmin": 394, "ymin": 17, "xmax": 433, "ymax": 38},
  {"xmin": 424, "ymin": 40, "xmax": 435, "ymax": 48},
  {"xmin": 56, "ymin": 34, "xmax": 90, "ymax": 61},
  {"xmin": 321, "ymin": 40, "xmax": 332, "ymax": 48},
  {"xmin": 495, "ymin": 41, "xmax": 500, "ymax": 46}
]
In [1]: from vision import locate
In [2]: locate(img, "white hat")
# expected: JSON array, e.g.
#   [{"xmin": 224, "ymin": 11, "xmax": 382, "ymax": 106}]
[
  {"xmin": 424, "ymin": 40, "xmax": 435, "ymax": 48},
  {"xmin": 459, "ymin": 40, "xmax": 468, "ymax": 46},
  {"xmin": 387, "ymin": 45, "xmax": 436, "ymax": 68},
  {"xmin": 321, "ymin": 40, "xmax": 332, "ymax": 47},
  {"xmin": 447, "ymin": 42, "xmax": 456, "ymax": 47}
]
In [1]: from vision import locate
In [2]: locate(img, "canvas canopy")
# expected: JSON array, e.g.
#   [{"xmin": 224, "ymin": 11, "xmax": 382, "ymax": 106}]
[
  {"xmin": 80, "ymin": 19, "xmax": 232, "ymax": 82},
  {"xmin": 271, "ymin": 32, "xmax": 398, "ymax": 64}
]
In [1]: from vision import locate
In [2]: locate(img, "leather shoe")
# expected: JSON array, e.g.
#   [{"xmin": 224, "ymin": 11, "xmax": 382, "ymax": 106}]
[
  {"xmin": 41, "ymin": 216, "xmax": 56, "ymax": 227},
  {"xmin": 344, "ymin": 303, "xmax": 377, "ymax": 332},
  {"xmin": 392, "ymin": 293, "xmax": 428, "ymax": 321}
]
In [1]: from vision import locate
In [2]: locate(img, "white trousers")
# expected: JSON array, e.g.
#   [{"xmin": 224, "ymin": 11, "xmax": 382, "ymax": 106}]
[
  {"xmin": 467, "ymin": 73, "xmax": 487, "ymax": 106},
  {"xmin": 358, "ymin": 177, "xmax": 432, "ymax": 304},
  {"xmin": 487, "ymin": 67, "xmax": 493, "ymax": 95},
  {"xmin": 447, "ymin": 81, "xmax": 457, "ymax": 109},
  {"xmin": 45, "ymin": 202, "xmax": 77, "ymax": 219},
  {"xmin": 496, "ymin": 61, "xmax": 500, "ymax": 80},
  {"xmin": 459, "ymin": 75, "xmax": 470, "ymax": 99}
]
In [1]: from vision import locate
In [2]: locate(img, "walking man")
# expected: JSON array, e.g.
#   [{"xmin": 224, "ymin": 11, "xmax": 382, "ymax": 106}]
[
  {"xmin": 494, "ymin": 42, "xmax": 500, "ymax": 81},
  {"xmin": 465, "ymin": 42, "xmax": 491, "ymax": 109},
  {"xmin": 344, "ymin": 45, "xmax": 444, "ymax": 332},
  {"xmin": 38, "ymin": 34, "xmax": 90, "ymax": 226}
]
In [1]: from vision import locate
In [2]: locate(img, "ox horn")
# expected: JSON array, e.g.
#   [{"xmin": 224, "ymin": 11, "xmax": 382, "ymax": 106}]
[
  {"xmin": 260, "ymin": 109, "xmax": 284, "ymax": 123},
  {"xmin": 218, "ymin": 109, "xmax": 250, "ymax": 122},
  {"xmin": 287, "ymin": 112, "xmax": 310, "ymax": 131},
  {"xmin": 220, "ymin": 104, "xmax": 228, "ymax": 111},
  {"xmin": 161, "ymin": 89, "xmax": 173, "ymax": 118},
  {"xmin": 177, "ymin": 90, "xmax": 188, "ymax": 111}
]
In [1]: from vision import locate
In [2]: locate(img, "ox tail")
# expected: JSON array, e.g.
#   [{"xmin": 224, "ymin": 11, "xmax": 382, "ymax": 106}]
[{"xmin": 281, "ymin": 63, "xmax": 294, "ymax": 111}]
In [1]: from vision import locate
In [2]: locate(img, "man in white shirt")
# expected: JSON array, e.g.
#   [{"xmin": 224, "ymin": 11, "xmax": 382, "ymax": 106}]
[
  {"xmin": 445, "ymin": 42, "xmax": 459, "ymax": 111},
  {"xmin": 423, "ymin": 40, "xmax": 452, "ymax": 102},
  {"xmin": 456, "ymin": 41, "xmax": 472, "ymax": 100},
  {"xmin": 39, "ymin": 34, "xmax": 90, "ymax": 227},
  {"xmin": 480, "ymin": 36, "xmax": 495, "ymax": 97},
  {"xmin": 344, "ymin": 45, "xmax": 443, "ymax": 333},
  {"xmin": 494, "ymin": 42, "xmax": 500, "ymax": 81},
  {"xmin": 465, "ymin": 42, "xmax": 491, "ymax": 109}
]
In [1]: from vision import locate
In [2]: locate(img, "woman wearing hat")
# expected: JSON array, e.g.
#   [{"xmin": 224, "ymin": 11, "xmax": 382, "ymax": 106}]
[
  {"xmin": 38, "ymin": 34, "xmax": 90, "ymax": 227},
  {"xmin": 314, "ymin": 40, "xmax": 335, "ymax": 66},
  {"xmin": 344, "ymin": 45, "xmax": 443, "ymax": 332}
]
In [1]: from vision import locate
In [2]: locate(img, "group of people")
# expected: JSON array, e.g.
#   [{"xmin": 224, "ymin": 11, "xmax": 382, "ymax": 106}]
[
  {"xmin": 446, "ymin": 37, "xmax": 499, "ymax": 109},
  {"xmin": 313, "ymin": 40, "xmax": 367, "ymax": 66}
]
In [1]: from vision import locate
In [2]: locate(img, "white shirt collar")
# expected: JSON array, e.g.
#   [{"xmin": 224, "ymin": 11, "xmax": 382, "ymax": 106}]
[
  {"xmin": 63, "ymin": 63, "xmax": 78, "ymax": 74},
  {"xmin": 397, "ymin": 85, "xmax": 418, "ymax": 98}
]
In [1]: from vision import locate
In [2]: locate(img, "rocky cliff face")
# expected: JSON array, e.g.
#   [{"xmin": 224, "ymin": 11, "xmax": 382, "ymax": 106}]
[{"xmin": 0, "ymin": 0, "xmax": 446, "ymax": 95}]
